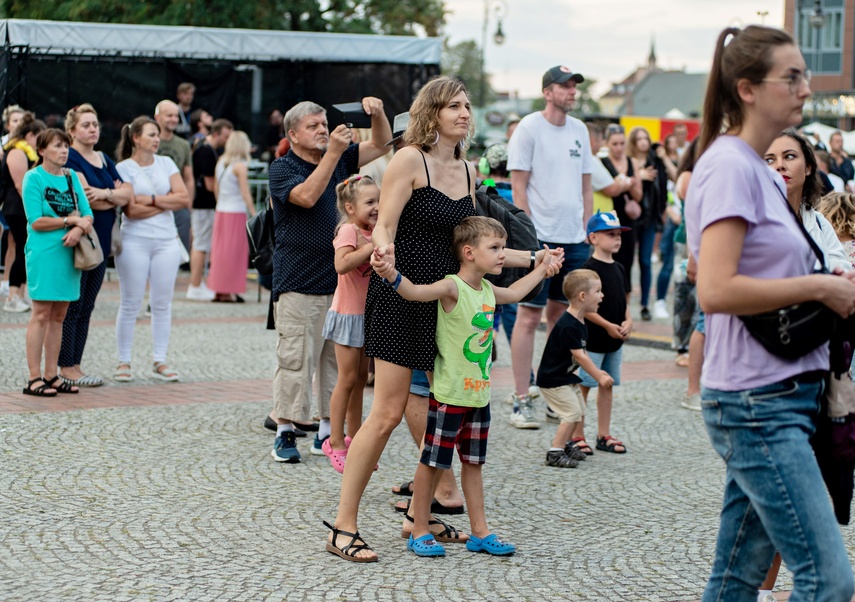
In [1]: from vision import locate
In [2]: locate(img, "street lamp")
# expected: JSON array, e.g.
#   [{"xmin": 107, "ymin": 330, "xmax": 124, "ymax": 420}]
[
  {"xmin": 479, "ymin": 0, "xmax": 508, "ymax": 108},
  {"xmin": 808, "ymin": 0, "xmax": 825, "ymax": 123}
]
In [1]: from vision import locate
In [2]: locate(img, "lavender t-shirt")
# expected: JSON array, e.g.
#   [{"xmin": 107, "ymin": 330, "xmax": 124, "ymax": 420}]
[{"xmin": 685, "ymin": 135, "xmax": 828, "ymax": 391}]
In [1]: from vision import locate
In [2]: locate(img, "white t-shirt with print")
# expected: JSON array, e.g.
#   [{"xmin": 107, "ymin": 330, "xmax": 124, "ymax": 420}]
[{"xmin": 507, "ymin": 111, "xmax": 593, "ymax": 243}]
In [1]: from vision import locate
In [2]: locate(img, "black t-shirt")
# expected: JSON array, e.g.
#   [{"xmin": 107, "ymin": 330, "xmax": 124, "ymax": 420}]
[
  {"xmin": 192, "ymin": 142, "xmax": 218, "ymax": 210},
  {"xmin": 269, "ymin": 144, "xmax": 359, "ymax": 299},
  {"xmin": 581, "ymin": 256, "xmax": 629, "ymax": 353},
  {"xmin": 536, "ymin": 312, "xmax": 586, "ymax": 388}
]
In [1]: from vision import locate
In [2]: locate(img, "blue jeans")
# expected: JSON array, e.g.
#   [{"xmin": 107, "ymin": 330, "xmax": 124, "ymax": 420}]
[
  {"xmin": 656, "ymin": 220, "xmax": 676, "ymax": 301},
  {"xmin": 636, "ymin": 221, "xmax": 657, "ymax": 307},
  {"xmin": 701, "ymin": 375, "xmax": 853, "ymax": 602}
]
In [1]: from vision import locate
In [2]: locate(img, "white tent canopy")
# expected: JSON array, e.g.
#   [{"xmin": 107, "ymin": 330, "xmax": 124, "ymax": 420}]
[
  {"xmin": 0, "ymin": 18, "xmax": 441, "ymax": 64},
  {"xmin": 802, "ymin": 121, "xmax": 855, "ymax": 155}
]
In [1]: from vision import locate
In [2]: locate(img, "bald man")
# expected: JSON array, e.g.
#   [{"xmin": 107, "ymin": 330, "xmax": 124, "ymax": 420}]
[{"xmin": 155, "ymin": 100, "xmax": 194, "ymax": 262}]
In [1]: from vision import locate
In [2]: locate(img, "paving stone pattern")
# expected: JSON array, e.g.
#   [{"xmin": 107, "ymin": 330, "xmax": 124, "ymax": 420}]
[{"xmin": 0, "ymin": 276, "xmax": 852, "ymax": 600}]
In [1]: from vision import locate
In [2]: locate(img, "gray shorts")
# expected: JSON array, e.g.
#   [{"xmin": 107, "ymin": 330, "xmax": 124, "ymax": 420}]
[{"xmin": 190, "ymin": 209, "xmax": 215, "ymax": 252}]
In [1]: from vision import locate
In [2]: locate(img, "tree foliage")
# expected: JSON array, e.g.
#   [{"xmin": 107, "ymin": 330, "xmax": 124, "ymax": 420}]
[
  {"xmin": 3, "ymin": 0, "xmax": 446, "ymax": 36},
  {"xmin": 441, "ymin": 38, "xmax": 495, "ymax": 107}
]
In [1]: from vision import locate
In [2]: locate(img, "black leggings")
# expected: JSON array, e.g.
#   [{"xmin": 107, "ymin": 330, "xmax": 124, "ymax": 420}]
[{"xmin": 3, "ymin": 213, "xmax": 27, "ymax": 288}]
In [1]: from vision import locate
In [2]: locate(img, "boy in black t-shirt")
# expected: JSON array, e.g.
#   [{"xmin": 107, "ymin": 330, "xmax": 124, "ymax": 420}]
[
  {"xmin": 573, "ymin": 212, "xmax": 632, "ymax": 455},
  {"xmin": 536, "ymin": 269, "xmax": 614, "ymax": 468}
]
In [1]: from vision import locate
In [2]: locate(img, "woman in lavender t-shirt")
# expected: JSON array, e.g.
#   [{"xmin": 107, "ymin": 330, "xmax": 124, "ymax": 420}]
[{"xmin": 686, "ymin": 26, "xmax": 855, "ymax": 600}]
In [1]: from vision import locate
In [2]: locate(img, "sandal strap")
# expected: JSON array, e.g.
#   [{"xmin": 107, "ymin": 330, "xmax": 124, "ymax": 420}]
[
  {"xmin": 428, "ymin": 516, "xmax": 459, "ymax": 539},
  {"xmin": 323, "ymin": 521, "xmax": 372, "ymax": 557},
  {"xmin": 27, "ymin": 378, "xmax": 52, "ymax": 392}
]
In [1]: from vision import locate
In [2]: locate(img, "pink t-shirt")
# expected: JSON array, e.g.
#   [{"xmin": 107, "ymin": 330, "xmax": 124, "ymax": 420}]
[
  {"xmin": 686, "ymin": 135, "xmax": 828, "ymax": 391},
  {"xmin": 330, "ymin": 224, "xmax": 373, "ymax": 315}
]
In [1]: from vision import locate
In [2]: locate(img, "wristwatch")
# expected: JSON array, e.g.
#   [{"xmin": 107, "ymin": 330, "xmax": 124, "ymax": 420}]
[
  {"xmin": 63, "ymin": 217, "xmax": 69, "ymax": 229},
  {"xmin": 529, "ymin": 251, "xmax": 536, "ymax": 271}
]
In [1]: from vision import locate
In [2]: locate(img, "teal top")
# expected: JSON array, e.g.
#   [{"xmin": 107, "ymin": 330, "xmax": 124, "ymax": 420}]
[
  {"xmin": 23, "ymin": 167, "xmax": 92, "ymax": 301},
  {"xmin": 433, "ymin": 275, "xmax": 495, "ymax": 408}
]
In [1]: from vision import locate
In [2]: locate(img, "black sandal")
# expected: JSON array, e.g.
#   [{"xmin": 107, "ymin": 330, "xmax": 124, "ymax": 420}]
[
  {"xmin": 400, "ymin": 513, "xmax": 468, "ymax": 544},
  {"xmin": 391, "ymin": 480, "xmax": 414, "ymax": 497},
  {"xmin": 323, "ymin": 520, "xmax": 377, "ymax": 563},
  {"xmin": 22, "ymin": 378, "xmax": 57, "ymax": 397},
  {"xmin": 46, "ymin": 376, "xmax": 79, "ymax": 394}
]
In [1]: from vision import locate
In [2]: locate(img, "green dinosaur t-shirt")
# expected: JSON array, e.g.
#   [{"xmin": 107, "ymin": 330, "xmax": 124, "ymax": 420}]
[{"xmin": 433, "ymin": 275, "xmax": 495, "ymax": 408}]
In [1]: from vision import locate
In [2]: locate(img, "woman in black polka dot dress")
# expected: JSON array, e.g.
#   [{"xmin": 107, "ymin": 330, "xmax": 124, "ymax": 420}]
[{"xmin": 326, "ymin": 76, "xmax": 563, "ymax": 562}]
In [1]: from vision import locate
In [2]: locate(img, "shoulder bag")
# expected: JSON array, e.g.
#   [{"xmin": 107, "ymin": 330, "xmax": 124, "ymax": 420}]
[
  {"xmin": 738, "ymin": 184, "xmax": 838, "ymax": 360},
  {"xmin": 65, "ymin": 169, "xmax": 104, "ymax": 271}
]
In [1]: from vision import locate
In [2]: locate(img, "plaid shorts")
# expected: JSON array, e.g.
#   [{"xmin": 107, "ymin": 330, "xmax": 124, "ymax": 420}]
[{"xmin": 420, "ymin": 394, "xmax": 491, "ymax": 469}]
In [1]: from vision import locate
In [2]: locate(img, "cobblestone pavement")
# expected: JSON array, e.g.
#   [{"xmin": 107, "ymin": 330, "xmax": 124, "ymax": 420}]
[{"xmin": 1, "ymin": 275, "xmax": 852, "ymax": 601}]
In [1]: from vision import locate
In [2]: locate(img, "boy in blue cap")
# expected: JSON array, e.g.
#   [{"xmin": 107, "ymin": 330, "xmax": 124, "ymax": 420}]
[{"xmin": 570, "ymin": 212, "xmax": 632, "ymax": 455}]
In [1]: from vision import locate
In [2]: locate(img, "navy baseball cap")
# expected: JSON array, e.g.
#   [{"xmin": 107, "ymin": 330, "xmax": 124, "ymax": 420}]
[
  {"xmin": 586, "ymin": 211, "xmax": 631, "ymax": 235},
  {"xmin": 542, "ymin": 66, "xmax": 584, "ymax": 89}
]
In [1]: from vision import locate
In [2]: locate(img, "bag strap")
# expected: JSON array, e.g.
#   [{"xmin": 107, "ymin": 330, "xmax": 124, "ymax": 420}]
[
  {"xmin": 769, "ymin": 171, "xmax": 828, "ymax": 272},
  {"xmin": 63, "ymin": 168, "xmax": 79, "ymax": 212}
]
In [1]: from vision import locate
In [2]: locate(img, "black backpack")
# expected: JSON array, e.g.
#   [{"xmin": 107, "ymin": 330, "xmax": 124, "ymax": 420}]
[
  {"xmin": 474, "ymin": 184, "xmax": 543, "ymax": 302},
  {"xmin": 246, "ymin": 203, "xmax": 274, "ymax": 276}
]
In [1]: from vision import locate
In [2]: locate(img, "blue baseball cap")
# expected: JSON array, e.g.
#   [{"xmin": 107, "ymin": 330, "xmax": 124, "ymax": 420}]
[{"xmin": 586, "ymin": 211, "xmax": 631, "ymax": 235}]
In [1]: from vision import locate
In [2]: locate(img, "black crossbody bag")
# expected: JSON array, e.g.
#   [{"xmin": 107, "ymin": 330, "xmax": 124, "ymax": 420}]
[{"xmin": 738, "ymin": 183, "xmax": 838, "ymax": 360}]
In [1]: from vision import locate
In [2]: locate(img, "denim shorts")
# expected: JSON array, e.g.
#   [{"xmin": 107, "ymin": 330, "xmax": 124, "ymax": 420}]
[
  {"xmin": 409, "ymin": 370, "xmax": 430, "ymax": 397},
  {"xmin": 521, "ymin": 241, "xmax": 590, "ymax": 308},
  {"xmin": 578, "ymin": 347, "xmax": 622, "ymax": 388}
]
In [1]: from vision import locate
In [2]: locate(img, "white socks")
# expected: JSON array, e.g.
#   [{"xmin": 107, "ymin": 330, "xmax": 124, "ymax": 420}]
[
  {"xmin": 318, "ymin": 419, "xmax": 331, "ymax": 440},
  {"xmin": 276, "ymin": 423, "xmax": 294, "ymax": 436}
]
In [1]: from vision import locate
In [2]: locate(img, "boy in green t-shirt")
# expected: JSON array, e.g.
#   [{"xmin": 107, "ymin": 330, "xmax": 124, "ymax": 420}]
[{"xmin": 374, "ymin": 216, "xmax": 559, "ymax": 558}]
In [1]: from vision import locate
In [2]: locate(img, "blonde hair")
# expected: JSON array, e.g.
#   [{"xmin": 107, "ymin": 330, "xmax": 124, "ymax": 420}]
[
  {"xmin": 452, "ymin": 216, "xmax": 506, "ymax": 261},
  {"xmin": 65, "ymin": 103, "xmax": 98, "ymax": 135},
  {"xmin": 219, "ymin": 130, "xmax": 251, "ymax": 169},
  {"xmin": 563, "ymin": 269, "xmax": 600, "ymax": 301},
  {"xmin": 404, "ymin": 76, "xmax": 474, "ymax": 160},
  {"xmin": 818, "ymin": 192, "xmax": 855, "ymax": 240},
  {"xmin": 334, "ymin": 174, "xmax": 379, "ymax": 229},
  {"xmin": 3, "ymin": 104, "xmax": 23, "ymax": 127}
]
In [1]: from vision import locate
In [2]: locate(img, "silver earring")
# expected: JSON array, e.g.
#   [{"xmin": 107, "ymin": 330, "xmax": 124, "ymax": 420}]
[{"xmin": 432, "ymin": 131, "xmax": 439, "ymax": 145}]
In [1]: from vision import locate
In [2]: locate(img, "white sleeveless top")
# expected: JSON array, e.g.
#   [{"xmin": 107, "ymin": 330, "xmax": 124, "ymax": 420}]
[{"xmin": 215, "ymin": 161, "xmax": 248, "ymax": 214}]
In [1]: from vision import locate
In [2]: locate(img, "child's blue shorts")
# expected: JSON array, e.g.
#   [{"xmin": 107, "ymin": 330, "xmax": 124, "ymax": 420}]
[{"xmin": 578, "ymin": 347, "xmax": 622, "ymax": 388}]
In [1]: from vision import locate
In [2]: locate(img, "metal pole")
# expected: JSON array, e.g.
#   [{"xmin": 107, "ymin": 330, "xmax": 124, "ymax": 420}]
[{"xmin": 480, "ymin": 0, "xmax": 488, "ymax": 107}]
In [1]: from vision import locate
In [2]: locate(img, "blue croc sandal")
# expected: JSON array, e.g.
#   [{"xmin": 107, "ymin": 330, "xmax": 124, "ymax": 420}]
[
  {"xmin": 407, "ymin": 533, "xmax": 446, "ymax": 557},
  {"xmin": 466, "ymin": 533, "xmax": 516, "ymax": 556}
]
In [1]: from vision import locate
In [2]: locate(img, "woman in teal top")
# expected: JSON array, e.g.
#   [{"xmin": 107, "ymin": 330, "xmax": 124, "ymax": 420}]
[{"xmin": 21, "ymin": 128, "xmax": 93, "ymax": 397}]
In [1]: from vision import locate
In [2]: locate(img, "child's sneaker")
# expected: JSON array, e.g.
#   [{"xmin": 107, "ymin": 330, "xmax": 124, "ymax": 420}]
[
  {"xmin": 563, "ymin": 441, "xmax": 588, "ymax": 461},
  {"xmin": 545, "ymin": 449, "xmax": 579, "ymax": 468},
  {"xmin": 508, "ymin": 394, "xmax": 540, "ymax": 429},
  {"xmin": 545, "ymin": 405, "xmax": 559, "ymax": 422}
]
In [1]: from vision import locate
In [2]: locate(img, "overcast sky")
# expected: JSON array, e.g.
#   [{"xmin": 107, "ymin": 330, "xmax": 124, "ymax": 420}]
[{"xmin": 443, "ymin": 0, "xmax": 785, "ymax": 98}]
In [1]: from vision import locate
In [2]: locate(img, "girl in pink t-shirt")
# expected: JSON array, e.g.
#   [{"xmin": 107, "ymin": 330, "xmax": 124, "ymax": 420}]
[{"xmin": 321, "ymin": 175, "xmax": 379, "ymax": 473}]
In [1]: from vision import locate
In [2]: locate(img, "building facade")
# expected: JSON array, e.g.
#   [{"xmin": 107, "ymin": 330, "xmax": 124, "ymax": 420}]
[{"xmin": 784, "ymin": 0, "xmax": 855, "ymax": 128}]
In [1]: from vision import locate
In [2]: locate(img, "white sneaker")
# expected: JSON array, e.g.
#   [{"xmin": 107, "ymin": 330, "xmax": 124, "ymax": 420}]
[
  {"xmin": 509, "ymin": 394, "xmax": 540, "ymax": 429},
  {"xmin": 0, "ymin": 281, "xmax": 8, "ymax": 297},
  {"xmin": 186, "ymin": 284, "xmax": 215, "ymax": 301},
  {"xmin": 3, "ymin": 295, "xmax": 30, "ymax": 313},
  {"xmin": 653, "ymin": 299, "xmax": 670, "ymax": 319},
  {"xmin": 680, "ymin": 393, "xmax": 702, "ymax": 411}
]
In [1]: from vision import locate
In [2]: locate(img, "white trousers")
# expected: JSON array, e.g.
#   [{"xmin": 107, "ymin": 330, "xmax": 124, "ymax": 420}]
[{"xmin": 115, "ymin": 234, "xmax": 181, "ymax": 363}]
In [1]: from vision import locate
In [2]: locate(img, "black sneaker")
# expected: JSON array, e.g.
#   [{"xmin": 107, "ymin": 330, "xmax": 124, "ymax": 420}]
[
  {"xmin": 641, "ymin": 307, "xmax": 652, "ymax": 321},
  {"xmin": 563, "ymin": 441, "xmax": 588, "ymax": 461},
  {"xmin": 546, "ymin": 449, "xmax": 579, "ymax": 468}
]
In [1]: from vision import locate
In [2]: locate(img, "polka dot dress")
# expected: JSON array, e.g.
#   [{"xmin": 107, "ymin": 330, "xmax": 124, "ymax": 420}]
[{"xmin": 364, "ymin": 158, "xmax": 475, "ymax": 371}]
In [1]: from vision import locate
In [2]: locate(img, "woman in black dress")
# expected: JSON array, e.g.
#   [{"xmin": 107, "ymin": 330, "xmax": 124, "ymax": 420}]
[{"xmin": 326, "ymin": 76, "xmax": 563, "ymax": 562}]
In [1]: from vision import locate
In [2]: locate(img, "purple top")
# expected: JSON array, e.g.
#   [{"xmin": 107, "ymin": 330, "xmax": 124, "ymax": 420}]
[{"xmin": 685, "ymin": 135, "xmax": 828, "ymax": 391}]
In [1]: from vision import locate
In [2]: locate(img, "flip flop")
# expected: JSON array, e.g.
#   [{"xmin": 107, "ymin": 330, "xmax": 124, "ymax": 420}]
[
  {"xmin": 394, "ymin": 498, "xmax": 465, "ymax": 515},
  {"xmin": 392, "ymin": 480, "xmax": 414, "ymax": 496}
]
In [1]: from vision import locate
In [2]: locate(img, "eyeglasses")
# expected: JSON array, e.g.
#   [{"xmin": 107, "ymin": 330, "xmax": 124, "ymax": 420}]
[
  {"xmin": 761, "ymin": 69, "xmax": 812, "ymax": 93},
  {"xmin": 605, "ymin": 124, "xmax": 624, "ymax": 134}
]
